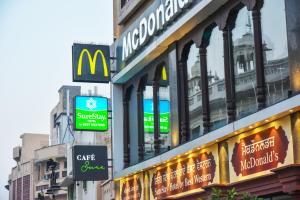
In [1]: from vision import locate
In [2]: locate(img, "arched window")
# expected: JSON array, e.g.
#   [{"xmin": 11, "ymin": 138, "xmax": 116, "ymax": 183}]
[
  {"xmin": 157, "ymin": 64, "xmax": 171, "ymax": 154},
  {"xmin": 128, "ymin": 85, "xmax": 139, "ymax": 165},
  {"xmin": 261, "ymin": 0, "xmax": 290, "ymax": 105},
  {"xmin": 186, "ymin": 43, "xmax": 203, "ymax": 139},
  {"xmin": 230, "ymin": 6, "xmax": 257, "ymax": 119},
  {"xmin": 142, "ymin": 78, "xmax": 154, "ymax": 159},
  {"xmin": 123, "ymin": 85, "xmax": 134, "ymax": 168},
  {"xmin": 205, "ymin": 25, "xmax": 227, "ymax": 130}
]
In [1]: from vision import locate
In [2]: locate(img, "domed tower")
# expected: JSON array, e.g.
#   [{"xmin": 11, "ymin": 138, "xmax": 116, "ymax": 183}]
[
  {"xmin": 188, "ymin": 54, "xmax": 201, "ymax": 96},
  {"xmin": 233, "ymin": 14, "xmax": 255, "ymax": 74},
  {"xmin": 191, "ymin": 54, "xmax": 201, "ymax": 78}
]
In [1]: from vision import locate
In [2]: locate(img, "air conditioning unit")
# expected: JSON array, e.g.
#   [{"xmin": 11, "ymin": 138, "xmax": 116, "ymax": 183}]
[{"xmin": 13, "ymin": 146, "xmax": 21, "ymax": 162}]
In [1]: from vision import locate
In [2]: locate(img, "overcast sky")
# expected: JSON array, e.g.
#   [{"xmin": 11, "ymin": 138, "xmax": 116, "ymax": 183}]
[{"xmin": 0, "ymin": 0, "xmax": 112, "ymax": 198}]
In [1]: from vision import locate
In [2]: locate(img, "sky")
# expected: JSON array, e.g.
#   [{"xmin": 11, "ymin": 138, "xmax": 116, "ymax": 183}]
[{"xmin": 0, "ymin": 0, "xmax": 112, "ymax": 198}]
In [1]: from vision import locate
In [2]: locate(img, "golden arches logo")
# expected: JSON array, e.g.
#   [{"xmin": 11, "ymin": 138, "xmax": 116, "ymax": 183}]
[
  {"xmin": 162, "ymin": 66, "xmax": 167, "ymax": 81},
  {"xmin": 77, "ymin": 49, "xmax": 109, "ymax": 77}
]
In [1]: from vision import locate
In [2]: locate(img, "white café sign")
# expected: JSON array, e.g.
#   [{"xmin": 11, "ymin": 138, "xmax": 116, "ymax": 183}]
[{"xmin": 122, "ymin": 0, "xmax": 193, "ymax": 62}]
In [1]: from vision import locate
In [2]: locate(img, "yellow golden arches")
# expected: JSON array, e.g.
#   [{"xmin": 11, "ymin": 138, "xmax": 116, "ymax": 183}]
[
  {"xmin": 77, "ymin": 49, "xmax": 109, "ymax": 77},
  {"xmin": 162, "ymin": 66, "xmax": 167, "ymax": 81}
]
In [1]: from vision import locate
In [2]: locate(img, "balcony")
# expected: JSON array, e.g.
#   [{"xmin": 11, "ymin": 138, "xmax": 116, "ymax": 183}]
[{"xmin": 34, "ymin": 144, "xmax": 66, "ymax": 163}]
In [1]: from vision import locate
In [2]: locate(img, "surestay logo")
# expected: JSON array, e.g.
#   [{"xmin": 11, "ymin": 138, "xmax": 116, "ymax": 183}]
[{"xmin": 72, "ymin": 43, "xmax": 111, "ymax": 83}]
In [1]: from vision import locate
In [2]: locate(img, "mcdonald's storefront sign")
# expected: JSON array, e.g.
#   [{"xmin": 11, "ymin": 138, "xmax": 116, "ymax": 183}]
[{"xmin": 72, "ymin": 43, "xmax": 111, "ymax": 83}]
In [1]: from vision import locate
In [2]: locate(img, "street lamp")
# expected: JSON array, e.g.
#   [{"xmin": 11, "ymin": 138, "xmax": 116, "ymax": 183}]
[{"xmin": 45, "ymin": 159, "xmax": 61, "ymax": 199}]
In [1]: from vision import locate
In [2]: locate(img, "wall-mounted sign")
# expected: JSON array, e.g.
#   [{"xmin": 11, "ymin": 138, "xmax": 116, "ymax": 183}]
[
  {"xmin": 72, "ymin": 43, "xmax": 111, "ymax": 83},
  {"xmin": 116, "ymin": 145, "xmax": 219, "ymax": 199},
  {"xmin": 74, "ymin": 96, "xmax": 108, "ymax": 131},
  {"xmin": 228, "ymin": 116, "xmax": 294, "ymax": 183},
  {"xmin": 231, "ymin": 126, "xmax": 289, "ymax": 177},
  {"xmin": 144, "ymin": 100, "xmax": 170, "ymax": 133},
  {"xmin": 73, "ymin": 145, "xmax": 108, "ymax": 181},
  {"xmin": 150, "ymin": 151, "xmax": 216, "ymax": 199},
  {"xmin": 117, "ymin": 0, "xmax": 195, "ymax": 70},
  {"xmin": 121, "ymin": 175, "xmax": 143, "ymax": 200}
]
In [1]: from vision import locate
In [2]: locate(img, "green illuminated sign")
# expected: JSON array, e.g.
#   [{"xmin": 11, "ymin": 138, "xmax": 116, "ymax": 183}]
[
  {"xmin": 80, "ymin": 161, "xmax": 106, "ymax": 173},
  {"xmin": 74, "ymin": 96, "xmax": 108, "ymax": 131},
  {"xmin": 144, "ymin": 99, "xmax": 170, "ymax": 133}
]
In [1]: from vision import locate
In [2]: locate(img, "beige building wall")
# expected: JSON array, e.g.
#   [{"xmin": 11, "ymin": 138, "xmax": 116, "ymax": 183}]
[
  {"xmin": 9, "ymin": 133, "xmax": 49, "ymax": 200},
  {"xmin": 20, "ymin": 133, "xmax": 49, "ymax": 164}
]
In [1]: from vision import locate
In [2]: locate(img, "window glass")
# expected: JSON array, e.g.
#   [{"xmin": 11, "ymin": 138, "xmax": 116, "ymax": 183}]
[
  {"xmin": 261, "ymin": 0, "xmax": 290, "ymax": 106},
  {"xmin": 232, "ymin": 7, "xmax": 257, "ymax": 119},
  {"xmin": 143, "ymin": 84, "xmax": 154, "ymax": 159},
  {"xmin": 187, "ymin": 44, "xmax": 203, "ymax": 139},
  {"xmin": 128, "ymin": 87, "xmax": 138, "ymax": 165},
  {"xmin": 121, "ymin": 0, "xmax": 129, "ymax": 8},
  {"xmin": 206, "ymin": 26, "xmax": 227, "ymax": 130},
  {"xmin": 158, "ymin": 66, "xmax": 171, "ymax": 153}
]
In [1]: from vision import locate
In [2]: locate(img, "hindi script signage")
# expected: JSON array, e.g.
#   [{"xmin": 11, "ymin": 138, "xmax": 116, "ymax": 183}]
[
  {"xmin": 121, "ymin": 175, "xmax": 143, "ymax": 200},
  {"xmin": 151, "ymin": 151, "xmax": 216, "ymax": 199},
  {"xmin": 231, "ymin": 126, "xmax": 289, "ymax": 176}
]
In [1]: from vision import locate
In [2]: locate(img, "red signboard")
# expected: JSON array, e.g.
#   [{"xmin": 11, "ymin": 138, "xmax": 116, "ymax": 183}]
[
  {"xmin": 121, "ymin": 177, "xmax": 142, "ymax": 200},
  {"xmin": 151, "ymin": 152, "xmax": 216, "ymax": 199},
  {"xmin": 231, "ymin": 126, "xmax": 289, "ymax": 176}
]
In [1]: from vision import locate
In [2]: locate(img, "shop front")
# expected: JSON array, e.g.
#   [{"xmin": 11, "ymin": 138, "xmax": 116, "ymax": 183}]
[
  {"xmin": 115, "ymin": 113, "xmax": 300, "ymax": 199},
  {"xmin": 111, "ymin": 0, "xmax": 300, "ymax": 199}
]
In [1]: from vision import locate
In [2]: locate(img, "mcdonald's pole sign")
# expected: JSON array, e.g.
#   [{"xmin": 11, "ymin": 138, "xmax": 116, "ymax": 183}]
[{"xmin": 72, "ymin": 43, "xmax": 111, "ymax": 83}]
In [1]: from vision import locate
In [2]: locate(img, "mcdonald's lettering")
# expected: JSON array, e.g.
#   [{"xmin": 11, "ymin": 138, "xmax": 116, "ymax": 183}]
[{"xmin": 72, "ymin": 43, "xmax": 111, "ymax": 83}]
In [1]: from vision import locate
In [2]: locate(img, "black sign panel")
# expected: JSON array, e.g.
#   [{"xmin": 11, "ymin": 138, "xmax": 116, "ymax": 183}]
[
  {"xmin": 73, "ymin": 145, "xmax": 108, "ymax": 181},
  {"xmin": 72, "ymin": 43, "xmax": 111, "ymax": 83}
]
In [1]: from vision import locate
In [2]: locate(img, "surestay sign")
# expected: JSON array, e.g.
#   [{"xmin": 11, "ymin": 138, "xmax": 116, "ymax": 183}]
[{"xmin": 74, "ymin": 96, "xmax": 108, "ymax": 131}]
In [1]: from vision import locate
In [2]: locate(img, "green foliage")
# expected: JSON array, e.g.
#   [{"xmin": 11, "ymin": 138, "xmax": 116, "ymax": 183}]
[
  {"xmin": 242, "ymin": 193, "xmax": 264, "ymax": 200},
  {"xmin": 207, "ymin": 188, "xmax": 262, "ymax": 200},
  {"xmin": 226, "ymin": 188, "xmax": 237, "ymax": 200},
  {"xmin": 210, "ymin": 188, "xmax": 223, "ymax": 200}
]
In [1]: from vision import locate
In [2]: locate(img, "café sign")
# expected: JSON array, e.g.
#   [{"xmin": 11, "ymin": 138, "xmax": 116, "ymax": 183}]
[{"xmin": 73, "ymin": 145, "xmax": 108, "ymax": 181}]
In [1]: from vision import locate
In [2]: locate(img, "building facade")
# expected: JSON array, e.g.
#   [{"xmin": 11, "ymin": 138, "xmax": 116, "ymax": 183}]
[
  {"xmin": 34, "ymin": 144, "xmax": 68, "ymax": 200},
  {"xmin": 8, "ymin": 133, "xmax": 49, "ymax": 200},
  {"xmin": 111, "ymin": 0, "xmax": 300, "ymax": 199},
  {"xmin": 53, "ymin": 86, "xmax": 114, "ymax": 200},
  {"xmin": 51, "ymin": 85, "xmax": 81, "ymax": 145}
]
